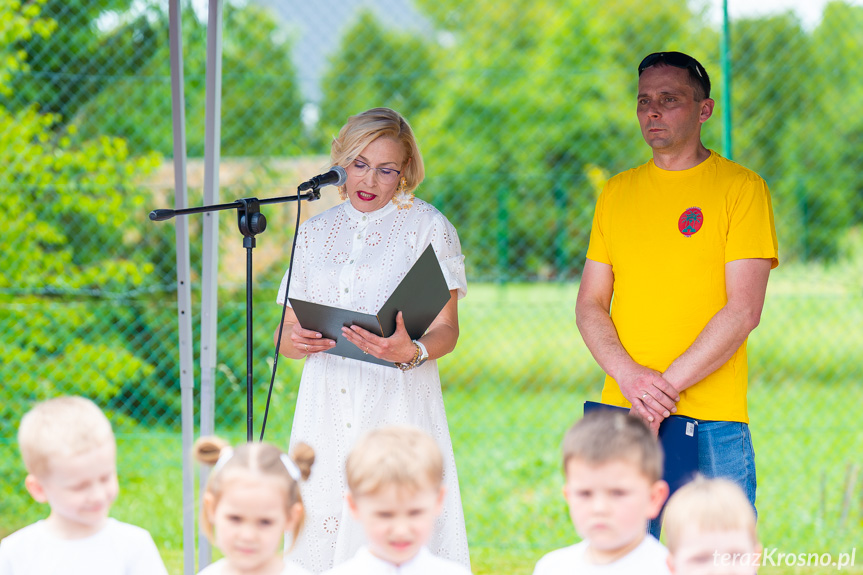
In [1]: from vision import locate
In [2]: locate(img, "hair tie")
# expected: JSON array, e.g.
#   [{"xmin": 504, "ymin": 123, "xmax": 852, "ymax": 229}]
[
  {"xmin": 213, "ymin": 447, "xmax": 234, "ymax": 473},
  {"xmin": 280, "ymin": 453, "xmax": 301, "ymax": 482}
]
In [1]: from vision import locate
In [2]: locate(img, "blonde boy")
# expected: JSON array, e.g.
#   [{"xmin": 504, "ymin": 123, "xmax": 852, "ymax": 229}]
[
  {"xmin": 322, "ymin": 426, "xmax": 472, "ymax": 574},
  {"xmin": 664, "ymin": 477, "xmax": 761, "ymax": 575},
  {"xmin": 533, "ymin": 410, "xmax": 671, "ymax": 574},
  {"xmin": 0, "ymin": 396, "xmax": 168, "ymax": 575}
]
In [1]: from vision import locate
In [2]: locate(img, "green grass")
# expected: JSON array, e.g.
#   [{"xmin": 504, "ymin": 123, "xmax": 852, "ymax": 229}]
[{"xmin": 2, "ymin": 258, "xmax": 862, "ymax": 574}]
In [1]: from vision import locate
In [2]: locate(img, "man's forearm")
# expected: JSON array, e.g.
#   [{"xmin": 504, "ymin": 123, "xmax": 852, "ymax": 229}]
[
  {"xmin": 575, "ymin": 258, "xmax": 679, "ymax": 426},
  {"xmin": 575, "ymin": 300, "xmax": 636, "ymax": 380},
  {"xmin": 663, "ymin": 258, "xmax": 771, "ymax": 393},
  {"xmin": 662, "ymin": 303, "xmax": 759, "ymax": 393}
]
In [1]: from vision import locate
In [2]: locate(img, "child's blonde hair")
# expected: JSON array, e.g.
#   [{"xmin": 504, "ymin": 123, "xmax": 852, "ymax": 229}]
[
  {"xmin": 346, "ymin": 426, "xmax": 443, "ymax": 497},
  {"xmin": 562, "ymin": 410, "xmax": 663, "ymax": 482},
  {"xmin": 330, "ymin": 107, "xmax": 425, "ymax": 193},
  {"xmin": 663, "ymin": 476, "xmax": 757, "ymax": 552},
  {"xmin": 193, "ymin": 437, "xmax": 315, "ymax": 545},
  {"xmin": 18, "ymin": 396, "xmax": 115, "ymax": 478}
]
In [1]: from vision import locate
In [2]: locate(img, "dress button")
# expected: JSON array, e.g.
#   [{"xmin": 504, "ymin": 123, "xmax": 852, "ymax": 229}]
[
  {"xmin": 341, "ymin": 388, "xmax": 346, "ymax": 394},
  {"xmin": 356, "ymin": 233, "xmax": 362, "ymax": 239},
  {"xmin": 344, "ymin": 287, "xmax": 348, "ymax": 293},
  {"xmin": 346, "ymin": 423, "xmax": 352, "ymax": 428},
  {"xmin": 362, "ymin": 215, "xmax": 367, "ymax": 221},
  {"xmin": 349, "ymin": 260, "xmax": 354, "ymax": 264}
]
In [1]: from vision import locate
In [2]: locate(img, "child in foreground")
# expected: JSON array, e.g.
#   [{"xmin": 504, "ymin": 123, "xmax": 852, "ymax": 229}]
[
  {"xmin": 194, "ymin": 436, "xmax": 315, "ymax": 575},
  {"xmin": 663, "ymin": 476, "xmax": 761, "ymax": 575},
  {"xmin": 533, "ymin": 410, "xmax": 671, "ymax": 575},
  {"xmin": 322, "ymin": 426, "xmax": 472, "ymax": 574},
  {"xmin": 0, "ymin": 396, "xmax": 168, "ymax": 574}
]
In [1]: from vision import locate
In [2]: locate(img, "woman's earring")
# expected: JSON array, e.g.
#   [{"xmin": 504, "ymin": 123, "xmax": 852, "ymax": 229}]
[
  {"xmin": 338, "ymin": 185, "xmax": 348, "ymax": 201},
  {"xmin": 391, "ymin": 176, "xmax": 414, "ymax": 210}
]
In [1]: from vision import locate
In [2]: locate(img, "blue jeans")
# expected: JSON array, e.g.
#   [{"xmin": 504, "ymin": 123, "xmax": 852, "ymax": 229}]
[{"xmin": 648, "ymin": 421, "xmax": 757, "ymax": 539}]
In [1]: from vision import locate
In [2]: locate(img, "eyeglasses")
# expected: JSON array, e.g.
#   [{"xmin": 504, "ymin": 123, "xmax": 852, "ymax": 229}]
[
  {"xmin": 347, "ymin": 159, "xmax": 402, "ymax": 185},
  {"xmin": 638, "ymin": 51, "xmax": 711, "ymax": 98}
]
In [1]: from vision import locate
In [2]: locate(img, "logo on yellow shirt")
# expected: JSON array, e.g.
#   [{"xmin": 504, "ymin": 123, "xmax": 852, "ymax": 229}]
[{"xmin": 678, "ymin": 207, "xmax": 704, "ymax": 237}]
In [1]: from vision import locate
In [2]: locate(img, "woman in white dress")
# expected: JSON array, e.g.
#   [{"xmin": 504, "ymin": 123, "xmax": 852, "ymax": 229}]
[{"xmin": 275, "ymin": 108, "xmax": 469, "ymax": 573}]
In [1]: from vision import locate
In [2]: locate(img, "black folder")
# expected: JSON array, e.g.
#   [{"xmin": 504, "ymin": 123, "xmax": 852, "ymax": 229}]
[
  {"xmin": 583, "ymin": 401, "xmax": 699, "ymax": 495},
  {"xmin": 289, "ymin": 244, "xmax": 451, "ymax": 367}
]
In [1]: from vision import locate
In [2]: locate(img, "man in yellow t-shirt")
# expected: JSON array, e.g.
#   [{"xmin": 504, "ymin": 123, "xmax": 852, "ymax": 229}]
[{"xmin": 576, "ymin": 52, "xmax": 779, "ymax": 534}]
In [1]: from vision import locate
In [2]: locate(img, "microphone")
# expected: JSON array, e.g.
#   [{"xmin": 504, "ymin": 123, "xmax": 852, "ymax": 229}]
[
  {"xmin": 149, "ymin": 209, "xmax": 175, "ymax": 221},
  {"xmin": 297, "ymin": 165, "xmax": 347, "ymax": 192}
]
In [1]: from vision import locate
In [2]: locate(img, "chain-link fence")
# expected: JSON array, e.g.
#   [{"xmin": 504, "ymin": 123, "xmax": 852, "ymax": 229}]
[{"xmin": 2, "ymin": 0, "xmax": 862, "ymax": 573}]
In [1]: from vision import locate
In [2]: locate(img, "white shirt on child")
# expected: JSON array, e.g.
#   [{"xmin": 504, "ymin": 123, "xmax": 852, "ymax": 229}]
[
  {"xmin": 198, "ymin": 557, "xmax": 312, "ymax": 575},
  {"xmin": 533, "ymin": 535, "xmax": 671, "ymax": 575},
  {"xmin": 322, "ymin": 546, "xmax": 472, "ymax": 575},
  {"xmin": 0, "ymin": 518, "xmax": 168, "ymax": 575}
]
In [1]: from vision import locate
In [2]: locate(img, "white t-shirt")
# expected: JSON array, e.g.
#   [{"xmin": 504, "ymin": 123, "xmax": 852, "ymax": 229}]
[
  {"xmin": 0, "ymin": 518, "xmax": 168, "ymax": 575},
  {"xmin": 322, "ymin": 546, "xmax": 472, "ymax": 575},
  {"xmin": 533, "ymin": 536, "xmax": 671, "ymax": 575},
  {"xmin": 198, "ymin": 557, "xmax": 312, "ymax": 575}
]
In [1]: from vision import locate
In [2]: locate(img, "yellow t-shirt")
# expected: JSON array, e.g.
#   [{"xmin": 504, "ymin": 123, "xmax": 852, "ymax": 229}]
[{"xmin": 586, "ymin": 150, "xmax": 779, "ymax": 423}]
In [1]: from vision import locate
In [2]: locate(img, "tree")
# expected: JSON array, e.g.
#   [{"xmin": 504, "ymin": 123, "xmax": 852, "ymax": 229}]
[
  {"xmin": 72, "ymin": 2, "xmax": 307, "ymax": 158},
  {"xmin": 733, "ymin": 5, "xmax": 862, "ymax": 262},
  {"xmin": 0, "ymin": 0, "xmax": 168, "ymax": 434},
  {"xmin": 317, "ymin": 9, "xmax": 438, "ymax": 149},
  {"xmin": 0, "ymin": 0, "xmax": 161, "ymax": 127},
  {"xmin": 806, "ymin": 2, "xmax": 863, "ymax": 257},
  {"xmin": 0, "ymin": 0, "xmax": 56, "ymax": 96}
]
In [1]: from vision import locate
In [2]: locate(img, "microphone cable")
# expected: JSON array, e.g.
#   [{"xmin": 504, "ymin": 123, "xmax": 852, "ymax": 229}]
[{"xmin": 260, "ymin": 189, "xmax": 304, "ymax": 441}]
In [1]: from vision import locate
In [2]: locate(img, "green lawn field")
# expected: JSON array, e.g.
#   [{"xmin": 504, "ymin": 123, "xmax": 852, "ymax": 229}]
[{"xmin": 1, "ymin": 257, "xmax": 861, "ymax": 574}]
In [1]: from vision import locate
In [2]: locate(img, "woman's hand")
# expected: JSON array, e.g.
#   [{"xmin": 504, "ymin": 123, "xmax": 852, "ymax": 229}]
[
  {"xmin": 275, "ymin": 306, "xmax": 335, "ymax": 359},
  {"xmin": 291, "ymin": 321, "xmax": 336, "ymax": 356},
  {"xmin": 341, "ymin": 311, "xmax": 417, "ymax": 363}
]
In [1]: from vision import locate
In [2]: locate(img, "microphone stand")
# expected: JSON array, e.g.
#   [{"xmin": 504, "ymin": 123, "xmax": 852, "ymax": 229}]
[{"xmin": 150, "ymin": 187, "xmax": 322, "ymax": 441}]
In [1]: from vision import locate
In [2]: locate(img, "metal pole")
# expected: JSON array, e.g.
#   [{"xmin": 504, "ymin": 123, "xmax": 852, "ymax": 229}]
[
  {"xmin": 721, "ymin": 0, "xmax": 733, "ymax": 160},
  {"xmin": 168, "ymin": 1, "xmax": 196, "ymax": 573},
  {"xmin": 246, "ymin": 240, "xmax": 254, "ymax": 441},
  {"xmin": 497, "ymin": 183, "xmax": 509, "ymax": 281},
  {"xmin": 199, "ymin": 0, "xmax": 224, "ymax": 569}
]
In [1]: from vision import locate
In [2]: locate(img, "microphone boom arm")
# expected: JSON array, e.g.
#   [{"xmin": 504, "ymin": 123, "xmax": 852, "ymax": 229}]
[{"xmin": 149, "ymin": 189, "xmax": 320, "ymax": 222}]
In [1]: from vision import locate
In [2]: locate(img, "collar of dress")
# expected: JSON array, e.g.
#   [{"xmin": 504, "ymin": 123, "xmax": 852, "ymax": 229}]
[{"xmin": 342, "ymin": 200, "xmax": 398, "ymax": 222}]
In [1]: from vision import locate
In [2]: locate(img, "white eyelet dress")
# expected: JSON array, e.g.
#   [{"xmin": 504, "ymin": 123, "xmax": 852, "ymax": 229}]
[{"xmin": 276, "ymin": 199, "xmax": 470, "ymax": 573}]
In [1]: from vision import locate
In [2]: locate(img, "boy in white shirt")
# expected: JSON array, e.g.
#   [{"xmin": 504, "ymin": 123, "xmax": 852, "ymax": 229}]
[
  {"xmin": 322, "ymin": 426, "xmax": 472, "ymax": 575},
  {"xmin": 663, "ymin": 476, "xmax": 762, "ymax": 575},
  {"xmin": 0, "ymin": 396, "xmax": 168, "ymax": 575},
  {"xmin": 533, "ymin": 410, "xmax": 671, "ymax": 575}
]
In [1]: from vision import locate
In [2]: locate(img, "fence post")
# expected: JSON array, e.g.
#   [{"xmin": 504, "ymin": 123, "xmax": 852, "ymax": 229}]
[
  {"xmin": 497, "ymin": 182, "xmax": 509, "ymax": 281},
  {"xmin": 721, "ymin": 0, "xmax": 733, "ymax": 160}
]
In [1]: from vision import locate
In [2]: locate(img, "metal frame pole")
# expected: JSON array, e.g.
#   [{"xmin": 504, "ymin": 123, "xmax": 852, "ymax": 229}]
[
  {"xmin": 168, "ymin": 1, "xmax": 196, "ymax": 573},
  {"xmin": 199, "ymin": 0, "xmax": 224, "ymax": 569}
]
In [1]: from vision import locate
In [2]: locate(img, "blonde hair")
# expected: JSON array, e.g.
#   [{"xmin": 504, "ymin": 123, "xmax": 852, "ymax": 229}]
[
  {"xmin": 331, "ymin": 107, "xmax": 425, "ymax": 193},
  {"xmin": 664, "ymin": 476, "xmax": 757, "ymax": 552},
  {"xmin": 562, "ymin": 410, "xmax": 663, "ymax": 482},
  {"xmin": 18, "ymin": 396, "xmax": 115, "ymax": 478},
  {"xmin": 346, "ymin": 426, "xmax": 443, "ymax": 497},
  {"xmin": 194, "ymin": 437, "xmax": 315, "ymax": 546}
]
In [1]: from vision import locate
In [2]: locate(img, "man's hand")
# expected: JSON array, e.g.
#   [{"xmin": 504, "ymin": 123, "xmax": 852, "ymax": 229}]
[{"xmin": 616, "ymin": 363, "xmax": 679, "ymax": 429}]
